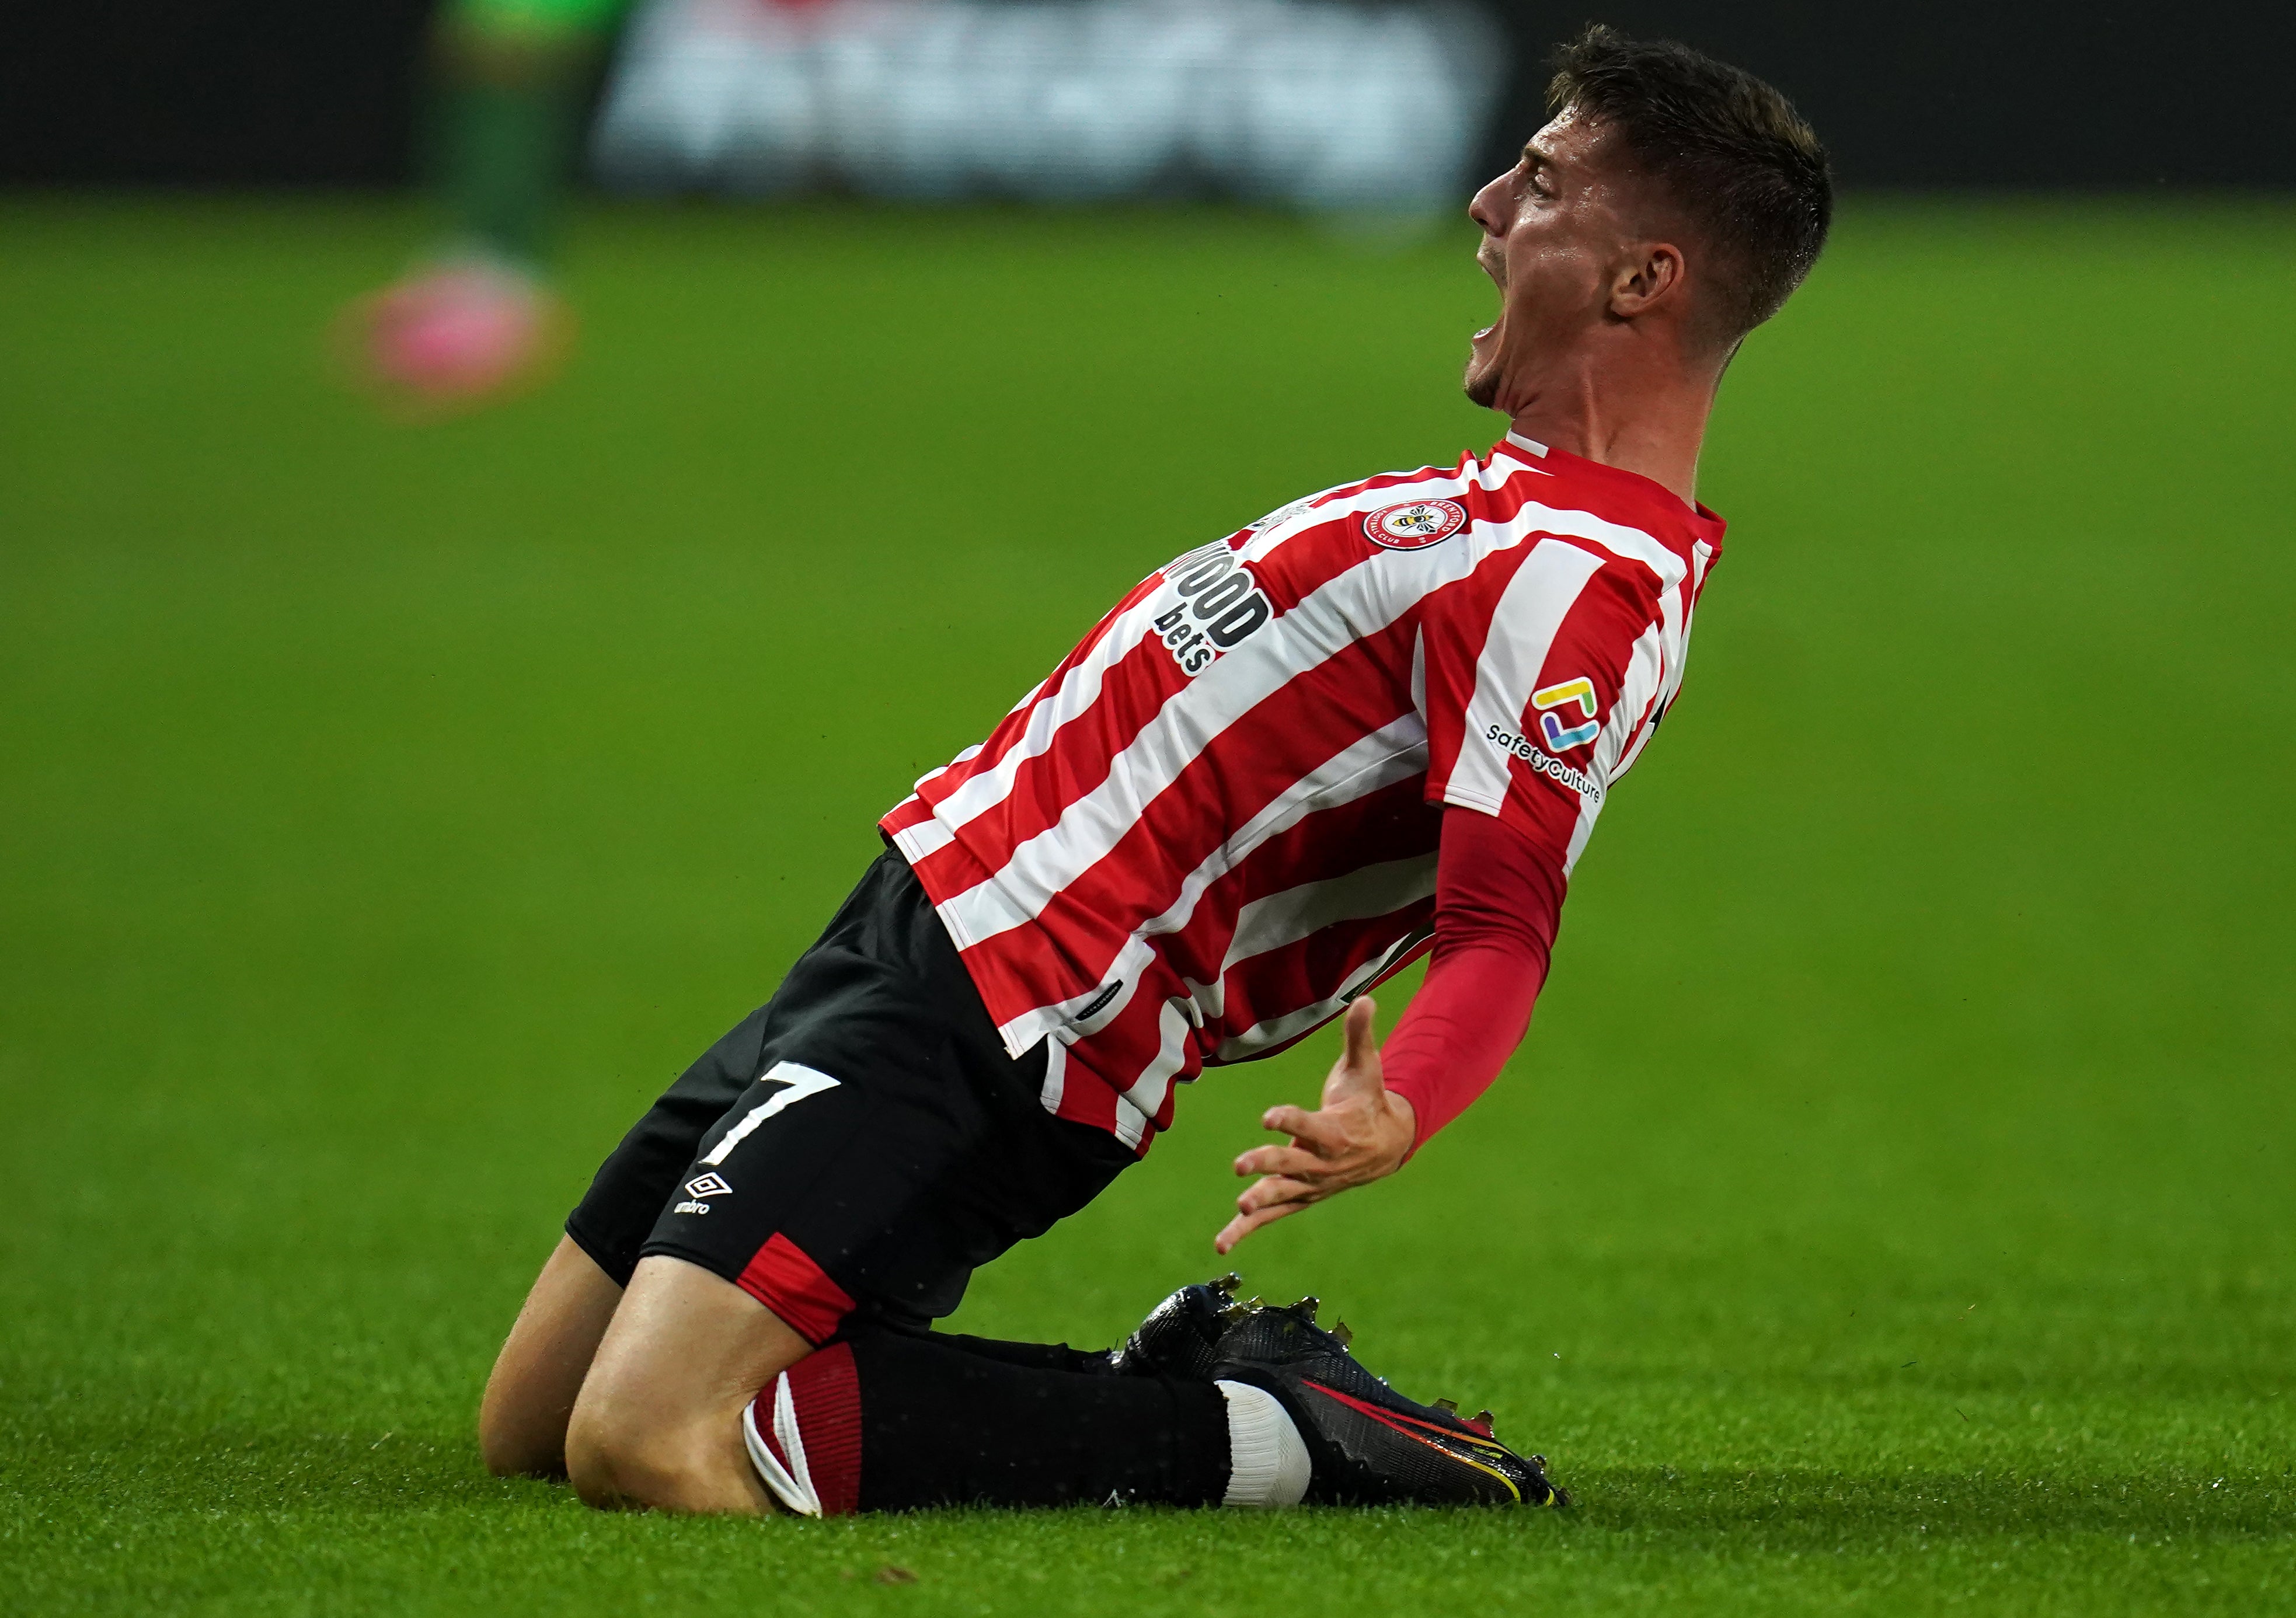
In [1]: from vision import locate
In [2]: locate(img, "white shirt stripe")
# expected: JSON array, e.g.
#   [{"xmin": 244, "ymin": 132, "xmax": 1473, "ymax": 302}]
[
  {"xmin": 990, "ymin": 714, "xmax": 1429, "ymax": 1054},
  {"xmin": 1215, "ymin": 929, "xmax": 1429, "ymax": 1061},
  {"xmin": 1222, "ymin": 855, "xmax": 1439, "ymax": 973},
  {"xmin": 1121, "ymin": 998, "xmax": 1198, "ymax": 1128},
  {"xmin": 1445, "ymin": 539, "xmax": 1607, "ymax": 813}
]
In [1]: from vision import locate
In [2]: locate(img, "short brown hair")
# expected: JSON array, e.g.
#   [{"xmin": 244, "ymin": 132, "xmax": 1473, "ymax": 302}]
[{"xmin": 1548, "ymin": 25, "xmax": 1832, "ymax": 346}]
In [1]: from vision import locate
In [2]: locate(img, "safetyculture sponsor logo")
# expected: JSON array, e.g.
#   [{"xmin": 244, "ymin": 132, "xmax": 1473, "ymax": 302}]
[
  {"xmin": 1484, "ymin": 724, "xmax": 1604, "ymax": 801},
  {"xmin": 1531, "ymin": 677, "xmax": 1601, "ymax": 752},
  {"xmin": 1154, "ymin": 541, "xmax": 1274, "ymax": 676},
  {"xmin": 1363, "ymin": 498, "xmax": 1465, "ymax": 550}
]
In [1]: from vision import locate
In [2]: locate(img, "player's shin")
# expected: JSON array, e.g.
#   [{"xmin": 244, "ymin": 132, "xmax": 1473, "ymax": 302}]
[{"xmin": 738, "ymin": 1328, "xmax": 1308, "ymax": 1514}]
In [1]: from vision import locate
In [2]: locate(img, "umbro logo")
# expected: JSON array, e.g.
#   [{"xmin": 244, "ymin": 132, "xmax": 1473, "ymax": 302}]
[{"xmin": 685, "ymin": 1173, "xmax": 733, "ymax": 1199}]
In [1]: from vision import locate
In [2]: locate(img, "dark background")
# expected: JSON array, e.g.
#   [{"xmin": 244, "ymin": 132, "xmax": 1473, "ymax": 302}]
[{"xmin": 4, "ymin": 0, "xmax": 2291, "ymax": 189}]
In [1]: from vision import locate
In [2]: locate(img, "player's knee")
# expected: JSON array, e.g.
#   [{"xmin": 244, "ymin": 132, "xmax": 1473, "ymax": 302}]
[
  {"xmin": 561, "ymin": 1254, "xmax": 812, "ymax": 1511},
  {"xmin": 564, "ymin": 1359, "xmax": 754, "ymax": 1513},
  {"xmin": 562, "ymin": 1422, "xmax": 626, "ymax": 1510},
  {"xmin": 564, "ymin": 1393, "xmax": 694, "ymax": 1511},
  {"xmin": 478, "ymin": 1396, "xmax": 560, "ymax": 1480},
  {"xmin": 479, "ymin": 1236, "xmax": 626, "ymax": 1481},
  {"xmin": 478, "ymin": 1346, "xmax": 574, "ymax": 1480}
]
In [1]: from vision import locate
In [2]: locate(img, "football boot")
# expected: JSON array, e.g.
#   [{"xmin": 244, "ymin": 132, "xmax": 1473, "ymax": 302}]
[
  {"xmin": 1209, "ymin": 1298, "xmax": 1569, "ymax": 1508},
  {"xmin": 1102, "ymin": 1272, "xmax": 1251, "ymax": 1380},
  {"xmin": 342, "ymin": 254, "xmax": 569, "ymax": 414}
]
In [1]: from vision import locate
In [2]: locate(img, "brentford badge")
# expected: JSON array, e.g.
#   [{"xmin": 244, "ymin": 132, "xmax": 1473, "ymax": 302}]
[{"xmin": 1363, "ymin": 498, "xmax": 1466, "ymax": 550}]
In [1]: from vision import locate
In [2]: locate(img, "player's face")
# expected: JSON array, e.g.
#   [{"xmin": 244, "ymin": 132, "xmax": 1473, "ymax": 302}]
[{"xmin": 1462, "ymin": 109, "xmax": 1646, "ymax": 411}]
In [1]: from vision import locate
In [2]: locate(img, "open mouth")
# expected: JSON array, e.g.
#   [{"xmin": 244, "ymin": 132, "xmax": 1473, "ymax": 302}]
[
  {"xmin": 1472, "ymin": 248, "xmax": 1505, "ymax": 343},
  {"xmin": 1472, "ymin": 281, "xmax": 1503, "ymax": 343}
]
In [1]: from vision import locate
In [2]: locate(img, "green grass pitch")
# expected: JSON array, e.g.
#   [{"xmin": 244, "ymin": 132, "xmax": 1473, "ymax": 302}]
[{"xmin": 2, "ymin": 193, "xmax": 2291, "ymax": 1614}]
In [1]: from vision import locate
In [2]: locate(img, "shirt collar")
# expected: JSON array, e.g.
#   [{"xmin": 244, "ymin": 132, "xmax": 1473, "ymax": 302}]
[{"xmin": 1491, "ymin": 430, "xmax": 1727, "ymax": 554}]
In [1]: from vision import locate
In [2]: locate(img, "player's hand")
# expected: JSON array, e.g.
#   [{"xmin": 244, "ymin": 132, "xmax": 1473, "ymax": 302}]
[{"xmin": 1215, "ymin": 997, "xmax": 1418, "ymax": 1254}]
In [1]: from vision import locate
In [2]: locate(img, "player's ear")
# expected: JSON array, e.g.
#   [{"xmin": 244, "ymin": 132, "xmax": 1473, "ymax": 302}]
[{"xmin": 1607, "ymin": 241, "xmax": 1687, "ymax": 320}]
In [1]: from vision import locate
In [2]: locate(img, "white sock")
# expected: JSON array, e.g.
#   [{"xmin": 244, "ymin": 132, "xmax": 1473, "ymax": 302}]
[{"xmin": 1216, "ymin": 1379, "xmax": 1312, "ymax": 1508}]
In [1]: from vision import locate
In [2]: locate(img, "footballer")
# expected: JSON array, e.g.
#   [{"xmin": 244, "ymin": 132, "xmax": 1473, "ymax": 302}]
[
  {"xmin": 346, "ymin": 0, "xmax": 618, "ymax": 406},
  {"xmin": 478, "ymin": 27, "xmax": 1832, "ymax": 1515}
]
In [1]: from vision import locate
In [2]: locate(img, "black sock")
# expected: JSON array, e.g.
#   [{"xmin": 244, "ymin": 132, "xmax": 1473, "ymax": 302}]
[
  {"xmin": 776, "ymin": 1328, "xmax": 1227, "ymax": 1511},
  {"xmin": 917, "ymin": 1329, "xmax": 1114, "ymax": 1377}
]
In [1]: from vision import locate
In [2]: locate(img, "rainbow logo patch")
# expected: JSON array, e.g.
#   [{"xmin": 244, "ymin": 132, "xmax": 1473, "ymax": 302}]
[{"xmin": 1531, "ymin": 677, "xmax": 1601, "ymax": 752}]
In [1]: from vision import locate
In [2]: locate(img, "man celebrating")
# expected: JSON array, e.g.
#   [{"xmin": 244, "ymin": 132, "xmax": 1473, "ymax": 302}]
[{"xmin": 479, "ymin": 27, "xmax": 1831, "ymax": 1516}]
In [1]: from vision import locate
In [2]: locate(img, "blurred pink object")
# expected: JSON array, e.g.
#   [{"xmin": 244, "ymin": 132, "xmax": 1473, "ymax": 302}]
[{"xmin": 350, "ymin": 259, "xmax": 569, "ymax": 409}]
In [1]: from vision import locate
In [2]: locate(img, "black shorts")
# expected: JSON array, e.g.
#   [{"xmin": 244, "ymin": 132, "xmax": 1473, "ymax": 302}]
[{"xmin": 565, "ymin": 849, "xmax": 1135, "ymax": 1342}]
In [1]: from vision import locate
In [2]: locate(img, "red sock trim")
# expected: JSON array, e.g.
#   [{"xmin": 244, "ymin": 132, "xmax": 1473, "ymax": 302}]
[
  {"xmin": 786, "ymin": 1342, "xmax": 864, "ymax": 1517},
  {"xmin": 734, "ymin": 1232, "xmax": 856, "ymax": 1345}
]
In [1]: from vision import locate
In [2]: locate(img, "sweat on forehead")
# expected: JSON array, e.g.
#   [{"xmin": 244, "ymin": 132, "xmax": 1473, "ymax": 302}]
[{"xmin": 1526, "ymin": 111, "xmax": 1682, "ymax": 224}]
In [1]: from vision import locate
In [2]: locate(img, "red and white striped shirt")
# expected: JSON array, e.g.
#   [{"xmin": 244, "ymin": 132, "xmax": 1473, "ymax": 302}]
[{"xmin": 882, "ymin": 432, "xmax": 1725, "ymax": 1152}]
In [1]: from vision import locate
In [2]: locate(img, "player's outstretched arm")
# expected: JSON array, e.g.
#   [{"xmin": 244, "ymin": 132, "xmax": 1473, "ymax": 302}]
[
  {"xmin": 1216, "ymin": 999, "xmax": 1416, "ymax": 1253},
  {"xmin": 1216, "ymin": 810, "xmax": 1566, "ymax": 1253}
]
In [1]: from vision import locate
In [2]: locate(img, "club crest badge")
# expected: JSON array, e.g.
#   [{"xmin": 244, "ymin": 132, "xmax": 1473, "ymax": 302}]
[{"xmin": 1364, "ymin": 498, "xmax": 1466, "ymax": 550}]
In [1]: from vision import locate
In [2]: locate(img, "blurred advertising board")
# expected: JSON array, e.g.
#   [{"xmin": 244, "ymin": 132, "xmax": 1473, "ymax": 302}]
[{"xmin": 591, "ymin": 0, "xmax": 1506, "ymax": 212}]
